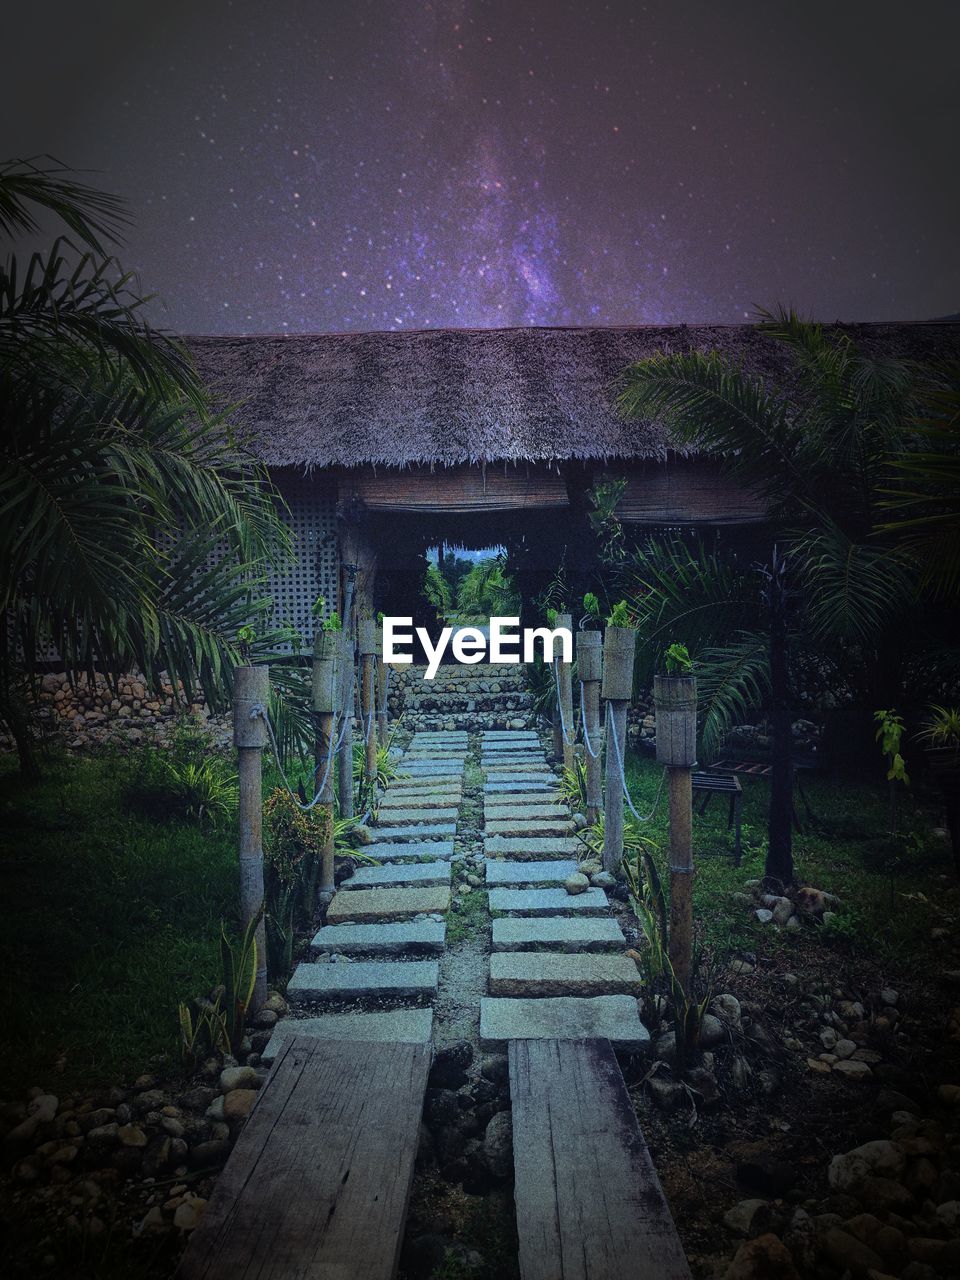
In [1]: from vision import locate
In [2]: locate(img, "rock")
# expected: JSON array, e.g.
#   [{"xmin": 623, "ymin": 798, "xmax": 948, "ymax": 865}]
[
  {"xmin": 220, "ymin": 1066, "xmax": 259, "ymax": 1094},
  {"xmin": 578, "ymin": 860, "xmax": 602, "ymax": 877},
  {"xmin": 854, "ymin": 1177, "xmax": 914, "ymax": 1213},
  {"xmin": 173, "ymin": 1198, "xmax": 207, "ymax": 1231},
  {"xmin": 845, "ymin": 1213, "xmax": 907, "ymax": 1269},
  {"xmin": 424, "ymin": 1088, "xmax": 461, "ymax": 1128},
  {"xmin": 138, "ymin": 1205, "xmax": 166, "ymax": 1233},
  {"xmin": 699, "ymin": 1014, "xmax": 725, "ymax": 1049},
  {"xmin": 833, "ymin": 1059, "xmax": 872, "ymax": 1081},
  {"xmin": 712, "ymin": 994, "xmax": 743, "ymax": 1031},
  {"xmin": 429, "ymin": 1041, "xmax": 473, "ymax": 1089},
  {"xmin": 134, "ymin": 1089, "xmax": 165, "ymax": 1113},
  {"xmin": 880, "ymin": 988, "xmax": 898, "ymax": 1006},
  {"xmin": 27, "ymin": 1094, "xmax": 59, "ymax": 1122},
  {"xmin": 223, "ymin": 1089, "xmax": 258, "ymax": 1121},
  {"xmin": 117, "ymin": 1124, "xmax": 148, "ymax": 1148},
  {"xmin": 86, "ymin": 1122, "xmax": 119, "ymax": 1145},
  {"xmin": 820, "ymin": 1026, "xmax": 838, "ymax": 1050},
  {"xmin": 724, "ymin": 1233, "xmax": 801, "ymax": 1279},
  {"xmin": 564, "ymin": 872, "xmax": 590, "ymax": 895},
  {"xmin": 935, "ymin": 1200, "xmax": 960, "ymax": 1229},
  {"xmin": 821, "ymin": 1227, "xmax": 884, "ymax": 1275},
  {"xmin": 784, "ymin": 1208, "xmax": 817, "ymax": 1271},
  {"xmin": 180, "ymin": 1086, "xmax": 218, "ymax": 1113},
  {"xmin": 723, "ymin": 1199, "xmax": 773, "ymax": 1237},
  {"xmin": 254, "ymin": 1009, "xmax": 278, "ymax": 1028},
  {"xmin": 648, "ymin": 1077, "xmax": 684, "ymax": 1111},
  {"xmin": 771, "ymin": 898, "xmax": 795, "ymax": 925},
  {"xmin": 480, "ymin": 1054, "xmax": 509, "ymax": 1086},
  {"xmin": 590, "ymin": 870, "xmax": 616, "ymax": 889},
  {"xmin": 755, "ymin": 909, "xmax": 774, "ymax": 924},
  {"xmin": 483, "ymin": 1110, "xmax": 513, "ymax": 1179},
  {"xmin": 205, "ymin": 1096, "xmax": 226, "ymax": 1122},
  {"xmin": 190, "ymin": 1139, "xmax": 231, "ymax": 1168}
]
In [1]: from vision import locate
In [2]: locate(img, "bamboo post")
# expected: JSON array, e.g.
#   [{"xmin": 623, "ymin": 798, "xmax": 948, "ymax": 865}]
[
  {"xmin": 337, "ymin": 628, "xmax": 355, "ymax": 819},
  {"xmin": 359, "ymin": 617, "xmax": 378, "ymax": 792},
  {"xmin": 577, "ymin": 629, "xmax": 603, "ymax": 824},
  {"xmin": 312, "ymin": 630, "xmax": 339, "ymax": 897},
  {"xmin": 233, "ymin": 665, "xmax": 269, "ymax": 1012},
  {"xmin": 654, "ymin": 674, "xmax": 698, "ymax": 993},
  {"xmin": 556, "ymin": 612, "xmax": 575, "ymax": 774},
  {"xmin": 601, "ymin": 625, "xmax": 636, "ymax": 874},
  {"xmin": 337, "ymin": 575, "xmax": 356, "ymax": 820},
  {"xmin": 375, "ymin": 623, "xmax": 389, "ymax": 749}
]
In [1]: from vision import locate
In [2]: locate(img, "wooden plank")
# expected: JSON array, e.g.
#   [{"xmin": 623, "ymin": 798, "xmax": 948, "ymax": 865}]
[
  {"xmin": 509, "ymin": 1038, "xmax": 692, "ymax": 1280},
  {"xmin": 179, "ymin": 1035, "xmax": 431, "ymax": 1280},
  {"xmin": 349, "ymin": 462, "xmax": 569, "ymax": 512},
  {"xmin": 605, "ymin": 460, "xmax": 768, "ymax": 526}
]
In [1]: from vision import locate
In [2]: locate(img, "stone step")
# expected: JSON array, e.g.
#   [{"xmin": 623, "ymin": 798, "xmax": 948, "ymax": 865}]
[
  {"xmin": 370, "ymin": 823, "xmax": 457, "ymax": 842},
  {"xmin": 484, "ymin": 804, "xmax": 570, "ymax": 821},
  {"xmin": 484, "ymin": 859, "xmax": 579, "ymax": 886},
  {"xmin": 480, "ymin": 753, "xmax": 544, "ymax": 764},
  {"xmin": 403, "ymin": 750, "xmax": 467, "ymax": 760},
  {"xmin": 326, "ymin": 885, "xmax": 451, "ymax": 923},
  {"xmin": 488, "ymin": 887, "xmax": 609, "ymax": 916},
  {"xmin": 483, "ymin": 787, "xmax": 561, "ymax": 802},
  {"xmin": 479, "ymin": 996, "xmax": 649, "ymax": 1051},
  {"xmin": 398, "ymin": 764, "xmax": 466, "ymax": 777},
  {"xmin": 362, "ymin": 840, "xmax": 455, "ymax": 862},
  {"xmin": 484, "ymin": 781, "xmax": 557, "ymax": 795},
  {"xmin": 374, "ymin": 808, "xmax": 458, "ymax": 825},
  {"xmin": 483, "ymin": 760, "xmax": 551, "ymax": 773},
  {"xmin": 492, "ymin": 916, "xmax": 628, "ymax": 952},
  {"xmin": 287, "ymin": 959, "xmax": 440, "ymax": 1002},
  {"xmin": 482, "ymin": 743, "xmax": 543, "ymax": 753},
  {"xmin": 311, "ymin": 920, "xmax": 446, "ymax": 955},
  {"xmin": 262, "ymin": 1009, "xmax": 434, "ymax": 1062},
  {"xmin": 380, "ymin": 792, "xmax": 462, "ymax": 811},
  {"xmin": 343, "ymin": 861, "xmax": 452, "ymax": 889},
  {"xmin": 482, "ymin": 731, "xmax": 541, "ymax": 740},
  {"xmin": 489, "ymin": 952, "xmax": 643, "ymax": 997},
  {"xmin": 484, "ymin": 836, "xmax": 579, "ymax": 860},
  {"xmin": 485, "ymin": 819, "xmax": 575, "ymax": 837},
  {"xmin": 387, "ymin": 780, "xmax": 463, "ymax": 795}
]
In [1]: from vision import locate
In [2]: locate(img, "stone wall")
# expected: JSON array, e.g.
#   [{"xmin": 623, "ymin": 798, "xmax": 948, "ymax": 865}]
[
  {"xmin": 0, "ymin": 672, "xmax": 232, "ymax": 753},
  {"xmin": 386, "ymin": 663, "xmax": 534, "ymax": 732}
]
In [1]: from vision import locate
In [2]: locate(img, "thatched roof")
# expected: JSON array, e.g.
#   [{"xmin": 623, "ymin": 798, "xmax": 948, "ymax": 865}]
[{"xmin": 185, "ymin": 323, "xmax": 960, "ymax": 469}]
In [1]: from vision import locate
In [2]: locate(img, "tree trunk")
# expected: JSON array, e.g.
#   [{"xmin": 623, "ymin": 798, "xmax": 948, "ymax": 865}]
[
  {"xmin": 0, "ymin": 686, "xmax": 41, "ymax": 782},
  {"xmin": 765, "ymin": 561, "xmax": 793, "ymax": 892}
]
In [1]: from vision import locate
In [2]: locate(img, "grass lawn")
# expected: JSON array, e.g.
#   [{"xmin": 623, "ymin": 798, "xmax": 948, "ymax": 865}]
[
  {"xmin": 0, "ymin": 750, "xmax": 241, "ymax": 1097},
  {"xmin": 623, "ymin": 749, "xmax": 955, "ymax": 967}
]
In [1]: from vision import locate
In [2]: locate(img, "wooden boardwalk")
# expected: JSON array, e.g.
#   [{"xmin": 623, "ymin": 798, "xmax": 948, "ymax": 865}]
[
  {"xmin": 509, "ymin": 1038, "xmax": 692, "ymax": 1280},
  {"xmin": 178, "ymin": 1035, "xmax": 430, "ymax": 1280}
]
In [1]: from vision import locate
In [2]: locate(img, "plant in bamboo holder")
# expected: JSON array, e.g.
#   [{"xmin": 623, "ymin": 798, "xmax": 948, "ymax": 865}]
[
  {"xmin": 623, "ymin": 849, "xmax": 712, "ymax": 1081},
  {"xmin": 263, "ymin": 788, "xmax": 332, "ymax": 983},
  {"xmin": 653, "ymin": 643, "xmax": 698, "ymax": 768}
]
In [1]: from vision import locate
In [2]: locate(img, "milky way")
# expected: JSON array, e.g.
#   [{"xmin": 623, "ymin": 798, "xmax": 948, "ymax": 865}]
[{"xmin": 3, "ymin": 0, "xmax": 959, "ymax": 333}]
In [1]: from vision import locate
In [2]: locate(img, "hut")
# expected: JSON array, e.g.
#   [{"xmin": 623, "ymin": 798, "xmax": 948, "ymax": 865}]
[{"xmin": 186, "ymin": 321, "xmax": 959, "ymax": 639}]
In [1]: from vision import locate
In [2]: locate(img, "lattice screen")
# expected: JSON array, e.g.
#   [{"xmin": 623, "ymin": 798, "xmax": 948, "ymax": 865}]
[{"xmin": 268, "ymin": 471, "xmax": 339, "ymax": 649}]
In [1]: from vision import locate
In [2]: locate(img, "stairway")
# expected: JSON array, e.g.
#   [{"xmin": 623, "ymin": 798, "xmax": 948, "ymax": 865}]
[
  {"xmin": 262, "ymin": 730, "xmax": 467, "ymax": 1062},
  {"xmin": 395, "ymin": 662, "xmax": 533, "ymax": 731},
  {"xmin": 478, "ymin": 729, "xmax": 651, "ymax": 1051}
]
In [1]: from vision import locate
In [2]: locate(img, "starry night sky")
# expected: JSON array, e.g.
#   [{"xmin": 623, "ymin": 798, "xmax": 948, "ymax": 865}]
[{"xmin": 3, "ymin": 0, "xmax": 959, "ymax": 334}]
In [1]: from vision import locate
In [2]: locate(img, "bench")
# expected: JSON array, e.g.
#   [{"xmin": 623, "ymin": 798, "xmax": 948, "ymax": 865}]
[
  {"xmin": 178, "ymin": 1035, "xmax": 431, "ymax": 1280},
  {"xmin": 692, "ymin": 770, "xmax": 742, "ymax": 865},
  {"xmin": 509, "ymin": 1038, "xmax": 692, "ymax": 1280}
]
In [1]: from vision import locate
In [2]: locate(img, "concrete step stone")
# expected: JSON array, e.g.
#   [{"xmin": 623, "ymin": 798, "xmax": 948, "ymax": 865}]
[
  {"xmin": 326, "ymin": 885, "xmax": 451, "ymax": 923},
  {"xmin": 483, "ymin": 804, "xmax": 569, "ymax": 821},
  {"xmin": 479, "ymin": 996, "xmax": 649, "ymax": 1051},
  {"xmin": 311, "ymin": 920, "xmax": 446, "ymax": 955},
  {"xmin": 489, "ymin": 952, "xmax": 642, "ymax": 997},
  {"xmin": 370, "ymin": 823, "xmax": 457, "ymax": 842},
  {"xmin": 485, "ymin": 819, "xmax": 575, "ymax": 837},
  {"xmin": 262, "ymin": 1009, "xmax": 433, "ymax": 1062},
  {"xmin": 484, "ymin": 836, "xmax": 579, "ymax": 859},
  {"xmin": 343, "ymin": 861, "xmax": 452, "ymax": 889},
  {"xmin": 287, "ymin": 959, "xmax": 439, "ymax": 1002},
  {"xmin": 374, "ymin": 808, "xmax": 458, "ymax": 825},
  {"xmin": 484, "ymin": 859, "xmax": 579, "ymax": 886},
  {"xmin": 487, "ymin": 886, "xmax": 609, "ymax": 916},
  {"xmin": 363, "ymin": 840, "xmax": 455, "ymax": 862},
  {"xmin": 492, "ymin": 916, "xmax": 627, "ymax": 952}
]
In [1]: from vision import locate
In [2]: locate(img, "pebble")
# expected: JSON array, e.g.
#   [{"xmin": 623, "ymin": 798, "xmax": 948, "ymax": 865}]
[{"xmin": 563, "ymin": 872, "xmax": 589, "ymax": 895}]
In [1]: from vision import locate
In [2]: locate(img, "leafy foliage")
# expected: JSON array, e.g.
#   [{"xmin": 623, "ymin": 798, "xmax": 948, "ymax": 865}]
[{"xmin": 263, "ymin": 788, "xmax": 332, "ymax": 983}]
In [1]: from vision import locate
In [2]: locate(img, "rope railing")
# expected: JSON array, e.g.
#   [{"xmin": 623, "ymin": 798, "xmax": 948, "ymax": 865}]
[
  {"xmin": 605, "ymin": 700, "xmax": 666, "ymax": 825},
  {"xmin": 579, "ymin": 680, "xmax": 601, "ymax": 759},
  {"xmin": 553, "ymin": 659, "xmax": 576, "ymax": 746}
]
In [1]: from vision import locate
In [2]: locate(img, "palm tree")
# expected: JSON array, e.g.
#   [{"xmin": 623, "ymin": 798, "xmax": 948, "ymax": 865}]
[
  {"xmin": 0, "ymin": 158, "xmax": 291, "ymax": 777},
  {"xmin": 617, "ymin": 309, "xmax": 929, "ymax": 888}
]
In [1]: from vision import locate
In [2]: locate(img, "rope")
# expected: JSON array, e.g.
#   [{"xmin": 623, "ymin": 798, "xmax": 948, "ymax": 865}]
[
  {"xmin": 605, "ymin": 701, "xmax": 666, "ymax": 824},
  {"xmin": 579, "ymin": 681, "xmax": 601, "ymax": 759},
  {"xmin": 253, "ymin": 703, "xmax": 337, "ymax": 811},
  {"xmin": 553, "ymin": 660, "xmax": 576, "ymax": 746}
]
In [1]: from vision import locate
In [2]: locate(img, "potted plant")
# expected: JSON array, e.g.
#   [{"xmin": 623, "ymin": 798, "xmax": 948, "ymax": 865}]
[
  {"xmin": 917, "ymin": 705, "xmax": 960, "ymax": 871},
  {"xmin": 653, "ymin": 643, "xmax": 697, "ymax": 768},
  {"xmin": 601, "ymin": 601, "xmax": 636, "ymax": 703}
]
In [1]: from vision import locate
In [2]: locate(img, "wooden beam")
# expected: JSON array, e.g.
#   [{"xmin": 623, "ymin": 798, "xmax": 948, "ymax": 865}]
[
  {"xmin": 509, "ymin": 1038, "xmax": 692, "ymax": 1280},
  {"xmin": 179, "ymin": 1035, "xmax": 431, "ymax": 1280}
]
